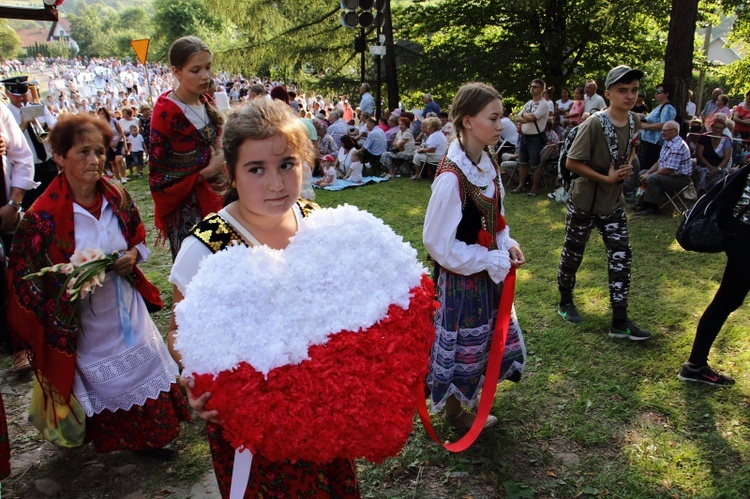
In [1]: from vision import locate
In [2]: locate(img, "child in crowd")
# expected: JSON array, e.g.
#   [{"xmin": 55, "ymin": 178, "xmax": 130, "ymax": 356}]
[
  {"xmin": 314, "ymin": 154, "xmax": 337, "ymax": 187},
  {"xmin": 343, "ymin": 150, "xmax": 364, "ymax": 183},
  {"xmin": 423, "ymin": 82, "xmax": 526, "ymax": 432},
  {"xmin": 126, "ymin": 125, "xmax": 146, "ymax": 177},
  {"xmin": 168, "ymin": 99, "xmax": 359, "ymax": 498}
]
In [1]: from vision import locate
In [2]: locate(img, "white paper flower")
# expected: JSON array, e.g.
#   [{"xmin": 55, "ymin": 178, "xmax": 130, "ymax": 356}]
[{"xmin": 175, "ymin": 205, "xmax": 426, "ymax": 377}]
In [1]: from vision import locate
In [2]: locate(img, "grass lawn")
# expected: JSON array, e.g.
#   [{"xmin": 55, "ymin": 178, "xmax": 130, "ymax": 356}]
[{"xmin": 129, "ymin": 175, "xmax": 750, "ymax": 498}]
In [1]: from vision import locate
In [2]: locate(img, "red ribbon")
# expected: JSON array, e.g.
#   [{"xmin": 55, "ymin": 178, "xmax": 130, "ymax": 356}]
[{"xmin": 416, "ymin": 267, "xmax": 516, "ymax": 452}]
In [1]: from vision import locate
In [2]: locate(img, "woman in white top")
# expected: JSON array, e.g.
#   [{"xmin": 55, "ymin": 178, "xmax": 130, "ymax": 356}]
[
  {"xmin": 411, "ymin": 117, "xmax": 448, "ymax": 179},
  {"xmin": 8, "ymin": 113, "xmax": 187, "ymax": 454},
  {"xmin": 380, "ymin": 116, "xmax": 416, "ymax": 177},
  {"xmin": 554, "ymin": 87, "xmax": 573, "ymax": 127},
  {"xmin": 333, "ymin": 134, "xmax": 358, "ymax": 177}
]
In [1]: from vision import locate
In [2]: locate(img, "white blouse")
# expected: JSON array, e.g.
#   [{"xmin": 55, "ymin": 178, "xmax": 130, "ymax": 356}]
[{"xmin": 423, "ymin": 142, "xmax": 518, "ymax": 283}]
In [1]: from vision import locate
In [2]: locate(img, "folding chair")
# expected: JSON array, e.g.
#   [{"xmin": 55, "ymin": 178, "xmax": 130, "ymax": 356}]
[
  {"xmin": 416, "ymin": 158, "xmax": 440, "ymax": 180},
  {"xmin": 659, "ymin": 178, "xmax": 697, "ymax": 215},
  {"xmin": 538, "ymin": 142, "xmax": 560, "ymax": 190},
  {"xmin": 501, "ymin": 160, "xmax": 518, "ymax": 188}
]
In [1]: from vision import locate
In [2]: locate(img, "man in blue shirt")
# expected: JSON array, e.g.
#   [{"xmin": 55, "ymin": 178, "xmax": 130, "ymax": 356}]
[
  {"xmin": 423, "ymin": 93, "xmax": 440, "ymax": 116},
  {"xmin": 358, "ymin": 83, "xmax": 375, "ymax": 116},
  {"xmin": 362, "ymin": 117, "xmax": 387, "ymax": 168}
]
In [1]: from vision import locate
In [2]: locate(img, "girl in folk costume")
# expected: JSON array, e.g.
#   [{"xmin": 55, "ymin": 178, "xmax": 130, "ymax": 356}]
[
  {"xmin": 149, "ymin": 36, "xmax": 225, "ymax": 260},
  {"xmin": 168, "ymin": 100, "xmax": 360, "ymax": 498},
  {"xmin": 423, "ymin": 82, "xmax": 527, "ymax": 431}
]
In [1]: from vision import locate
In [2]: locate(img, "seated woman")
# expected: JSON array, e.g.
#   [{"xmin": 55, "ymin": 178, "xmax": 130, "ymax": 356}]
[
  {"xmin": 696, "ymin": 115, "xmax": 732, "ymax": 195},
  {"xmin": 168, "ymin": 99, "xmax": 360, "ymax": 498},
  {"xmin": 7, "ymin": 113, "xmax": 188, "ymax": 453},
  {"xmin": 380, "ymin": 116, "xmax": 416, "ymax": 177},
  {"xmin": 411, "ymin": 117, "xmax": 448, "ymax": 179},
  {"xmin": 334, "ymin": 135, "xmax": 358, "ymax": 177}
]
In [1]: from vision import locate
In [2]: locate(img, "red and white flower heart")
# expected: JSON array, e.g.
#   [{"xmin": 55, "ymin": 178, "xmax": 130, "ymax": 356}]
[{"xmin": 175, "ymin": 205, "xmax": 436, "ymax": 463}]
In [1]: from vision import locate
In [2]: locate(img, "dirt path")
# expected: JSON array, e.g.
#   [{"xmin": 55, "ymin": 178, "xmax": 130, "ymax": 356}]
[{"xmin": 0, "ymin": 353, "xmax": 222, "ymax": 498}]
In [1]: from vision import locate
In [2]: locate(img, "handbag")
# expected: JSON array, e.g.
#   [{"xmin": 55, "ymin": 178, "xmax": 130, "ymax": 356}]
[{"xmin": 28, "ymin": 375, "xmax": 86, "ymax": 448}]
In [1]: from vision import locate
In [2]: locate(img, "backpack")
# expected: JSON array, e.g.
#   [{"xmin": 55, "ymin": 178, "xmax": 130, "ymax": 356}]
[{"xmin": 676, "ymin": 164, "xmax": 750, "ymax": 253}]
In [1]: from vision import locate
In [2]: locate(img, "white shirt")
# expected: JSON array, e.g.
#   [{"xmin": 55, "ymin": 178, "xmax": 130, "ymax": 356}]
[
  {"xmin": 6, "ymin": 102, "xmax": 56, "ymax": 165},
  {"xmin": 556, "ymin": 99, "xmax": 573, "ymax": 113},
  {"xmin": 423, "ymin": 141, "xmax": 518, "ymax": 283},
  {"xmin": 0, "ymin": 104, "xmax": 37, "ymax": 200},
  {"xmin": 518, "ymin": 99, "xmax": 549, "ymax": 136},
  {"xmin": 348, "ymin": 161, "xmax": 363, "ymax": 183},
  {"xmin": 337, "ymin": 146, "xmax": 355, "ymax": 173},
  {"xmin": 584, "ymin": 93, "xmax": 606, "ymax": 113},
  {"xmin": 686, "ymin": 101, "xmax": 696, "ymax": 119},
  {"xmin": 119, "ymin": 118, "xmax": 139, "ymax": 135},
  {"xmin": 422, "ymin": 130, "xmax": 448, "ymax": 161},
  {"xmin": 500, "ymin": 117, "xmax": 519, "ymax": 147},
  {"xmin": 127, "ymin": 133, "xmax": 144, "ymax": 152}
]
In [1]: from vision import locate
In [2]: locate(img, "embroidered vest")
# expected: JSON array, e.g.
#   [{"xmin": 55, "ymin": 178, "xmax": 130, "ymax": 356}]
[
  {"xmin": 435, "ymin": 157, "xmax": 501, "ymax": 250},
  {"xmin": 191, "ymin": 199, "xmax": 318, "ymax": 253}
]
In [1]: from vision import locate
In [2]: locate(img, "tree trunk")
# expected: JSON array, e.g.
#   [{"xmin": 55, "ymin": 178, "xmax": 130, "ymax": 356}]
[{"xmin": 663, "ymin": 0, "xmax": 698, "ymax": 126}]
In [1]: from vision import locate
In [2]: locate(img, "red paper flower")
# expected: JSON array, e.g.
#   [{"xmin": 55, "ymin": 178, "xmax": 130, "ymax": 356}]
[{"xmin": 192, "ymin": 275, "xmax": 437, "ymax": 464}]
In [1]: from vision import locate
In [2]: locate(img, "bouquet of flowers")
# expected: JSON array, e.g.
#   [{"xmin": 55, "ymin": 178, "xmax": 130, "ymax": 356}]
[
  {"xmin": 24, "ymin": 248, "xmax": 126, "ymax": 304},
  {"xmin": 175, "ymin": 205, "xmax": 437, "ymax": 464}
]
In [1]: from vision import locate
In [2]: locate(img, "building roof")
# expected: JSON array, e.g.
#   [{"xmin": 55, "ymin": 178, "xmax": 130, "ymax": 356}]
[
  {"xmin": 16, "ymin": 27, "xmax": 49, "ymax": 47},
  {"xmin": 15, "ymin": 17, "xmax": 72, "ymax": 47},
  {"xmin": 707, "ymin": 37, "xmax": 741, "ymax": 64}
]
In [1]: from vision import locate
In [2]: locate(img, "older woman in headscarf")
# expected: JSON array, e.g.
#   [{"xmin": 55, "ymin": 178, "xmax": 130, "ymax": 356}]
[{"xmin": 7, "ymin": 113, "xmax": 189, "ymax": 453}]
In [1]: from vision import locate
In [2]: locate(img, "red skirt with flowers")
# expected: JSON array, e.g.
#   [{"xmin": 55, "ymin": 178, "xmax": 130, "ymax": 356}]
[
  {"xmin": 206, "ymin": 422, "xmax": 360, "ymax": 499},
  {"xmin": 86, "ymin": 383, "xmax": 190, "ymax": 453}
]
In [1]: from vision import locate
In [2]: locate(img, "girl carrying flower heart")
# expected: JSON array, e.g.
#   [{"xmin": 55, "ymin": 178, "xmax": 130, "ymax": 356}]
[{"xmin": 167, "ymin": 99, "xmax": 360, "ymax": 498}]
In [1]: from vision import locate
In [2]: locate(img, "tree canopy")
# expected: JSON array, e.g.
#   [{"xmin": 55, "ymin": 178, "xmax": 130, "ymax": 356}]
[{"xmin": 63, "ymin": 0, "xmax": 748, "ymax": 105}]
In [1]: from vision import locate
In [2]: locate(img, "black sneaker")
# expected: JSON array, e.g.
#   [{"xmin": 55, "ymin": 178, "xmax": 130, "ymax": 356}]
[
  {"xmin": 608, "ymin": 320, "xmax": 651, "ymax": 341},
  {"xmin": 677, "ymin": 363, "xmax": 735, "ymax": 387},
  {"xmin": 558, "ymin": 303, "xmax": 583, "ymax": 324}
]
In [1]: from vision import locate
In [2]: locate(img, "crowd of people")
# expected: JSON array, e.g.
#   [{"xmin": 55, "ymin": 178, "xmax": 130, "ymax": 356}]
[{"xmin": 0, "ymin": 39, "xmax": 748, "ymax": 497}]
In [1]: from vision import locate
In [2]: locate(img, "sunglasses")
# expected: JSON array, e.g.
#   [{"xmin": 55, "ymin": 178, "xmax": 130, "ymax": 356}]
[{"xmin": 655, "ymin": 89, "xmax": 665, "ymax": 94}]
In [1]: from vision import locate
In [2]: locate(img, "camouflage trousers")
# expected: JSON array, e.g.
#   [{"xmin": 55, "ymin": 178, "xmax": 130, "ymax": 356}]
[{"xmin": 558, "ymin": 202, "xmax": 632, "ymax": 309}]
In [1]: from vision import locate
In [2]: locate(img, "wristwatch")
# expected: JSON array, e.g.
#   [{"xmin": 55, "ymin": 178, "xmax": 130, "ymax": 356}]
[{"xmin": 7, "ymin": 200, "xmax": 21, "ymax": 212}]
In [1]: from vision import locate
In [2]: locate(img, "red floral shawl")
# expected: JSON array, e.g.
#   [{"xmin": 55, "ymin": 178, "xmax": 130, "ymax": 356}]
[
  {"xmin": 7, "ymin": 174, "xmax": 163, "ymax": 403},
  {"xmin": 149, "ymin": 91, "xmax": 223, "ymax": 242}
]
